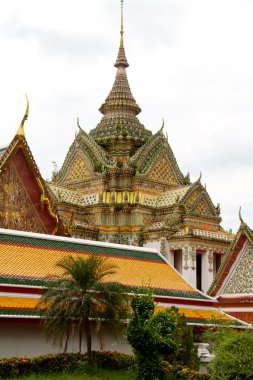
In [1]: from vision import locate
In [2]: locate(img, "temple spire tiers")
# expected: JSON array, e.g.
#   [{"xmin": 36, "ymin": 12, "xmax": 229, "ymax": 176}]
[{"xmin": 90, "ymin": 0, "xmax": 152, "ymax": 161}]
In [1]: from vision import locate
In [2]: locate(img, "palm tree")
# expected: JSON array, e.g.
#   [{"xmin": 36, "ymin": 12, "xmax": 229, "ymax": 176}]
[{"xmin": 38, "ymin": 255, "xmax": 129, "ymax": 357}]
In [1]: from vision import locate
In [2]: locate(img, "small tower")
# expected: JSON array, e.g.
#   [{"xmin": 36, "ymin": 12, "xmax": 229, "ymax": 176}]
[{"xmin": 90, "ymin": 0, "xmax": 152, "ymax": 162}]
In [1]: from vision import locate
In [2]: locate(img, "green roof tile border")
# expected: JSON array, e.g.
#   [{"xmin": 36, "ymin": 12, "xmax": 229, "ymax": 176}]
[{"xmin": 0, "ymin": 232, "xmax": 163, "ymax": 263}]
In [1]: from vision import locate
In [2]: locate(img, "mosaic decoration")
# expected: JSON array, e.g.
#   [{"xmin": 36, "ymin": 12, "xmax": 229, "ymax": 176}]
[
  {"xmin": 64, "ymin": 153, "xmax": 92, "ymax": 182},
  {"xmin": 223, "ymin": 242, "xmax": 253, "ymax": 294},
  {"xmin": 148, "ymin": 157, "xmax": 178, "ymax": 185}
]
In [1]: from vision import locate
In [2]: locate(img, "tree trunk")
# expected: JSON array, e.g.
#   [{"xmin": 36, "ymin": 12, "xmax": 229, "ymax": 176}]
[
  {"xmin": 63, "ymin": 328, "xmax": 70, "ymax": 353},
  {"xmin": 84, "ymin": 320, "xmax": 92, "ymax": 360},
  {"xmin": 79, "ymin": 329, "xmax": 82, "ymax": 354}
]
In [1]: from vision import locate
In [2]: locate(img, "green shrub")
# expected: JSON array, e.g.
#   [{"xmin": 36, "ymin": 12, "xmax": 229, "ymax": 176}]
[
  {"xmin": 208, "ymin": 331, "xmax": 253, "ymax": 379},
  {"xmin": 127, "ymin": 294, "xmax": 177, "ymax": 380},
  {"xmin": 89, "ymin": 351, "xmax": 135, "ymax": 371},
  {"xmin": 0, "ymin": 351, "xmax": 134, "ymax": 378},
  {"xmin": 166, "ymin": 307, "xmax": 200, "ymax": 370}
]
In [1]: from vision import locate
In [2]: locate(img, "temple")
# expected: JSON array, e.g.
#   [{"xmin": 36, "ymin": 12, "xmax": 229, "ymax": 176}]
[{"xmin": 0, "ymin": 1, "xmax": 234, "ymax": 294}]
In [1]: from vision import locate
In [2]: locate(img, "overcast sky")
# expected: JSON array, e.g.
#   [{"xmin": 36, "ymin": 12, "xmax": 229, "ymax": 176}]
[{"xmin": 0, "ymin": 0, "xmax": 252, "ymax": 233}]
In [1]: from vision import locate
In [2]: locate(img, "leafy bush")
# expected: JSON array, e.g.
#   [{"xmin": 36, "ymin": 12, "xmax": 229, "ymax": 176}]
[
  {"xmin": 162, "ymin": 362, "xmax": 210, "ymax": 380},
  {"xmin": 208, "ymin": 330, "xmax": 253, "ymax": 379},
  {"xmin": 127, "ymin": 294, "xmax": 177, "ymax": 380},
  {"xmin": 166, "ymin": 307, "xmax": 200, "ymax": 370},
  {"xmin": 0, "ymin": 351, "xmax": 134, "ymax": 378},
  {"xmin": 89, "ymin": 351, "xmax": 135, "ymax": 370}
]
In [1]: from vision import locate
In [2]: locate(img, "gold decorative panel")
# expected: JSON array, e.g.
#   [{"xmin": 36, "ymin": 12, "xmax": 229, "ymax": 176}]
[
  {"xmin": 65, "ymin": 154, "xmax": 92, "ymax": 183},
  {"xmin": 185, "ymin": 190, "xmax": 199, "ymax": 208},
  {"xmin": 195, "ymin": 199, "xmax": 211, "ymax": 215},
  {"xmin": 0, "ymin": 164, "xmax": 46, "ymax": 233},
  {"xmin": 148, "ymin": 157, "xmax": 178, "ymax": 185}
]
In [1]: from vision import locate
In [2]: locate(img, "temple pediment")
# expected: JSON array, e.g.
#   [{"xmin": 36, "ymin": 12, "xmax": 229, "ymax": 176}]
[
  {"xmin": 131, "ymin": 129, "xmax": 185, "ymax": 186},
  {"xmin": 180, "ymin": 183, "xmax": 219, "ymax": 217},
  {"xmin": 0, "ymin": 131, "xmax": 57, "ymax": 235}
]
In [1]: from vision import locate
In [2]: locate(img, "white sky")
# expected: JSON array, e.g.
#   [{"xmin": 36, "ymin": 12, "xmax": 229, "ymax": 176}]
[{"xmin": 0, "ymin": 0, "xmax": 252, "ymax": 233}]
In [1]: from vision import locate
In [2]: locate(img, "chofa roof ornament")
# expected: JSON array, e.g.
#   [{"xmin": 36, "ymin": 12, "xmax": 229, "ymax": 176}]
[{"xmin": 17, "ymin": 94, "xmax": 29, "ymax": 137}]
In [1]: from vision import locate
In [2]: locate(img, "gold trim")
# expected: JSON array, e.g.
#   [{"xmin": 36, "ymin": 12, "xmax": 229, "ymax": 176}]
[
  {"xmin": 36, "ymin": 177, "xmax": 59, "ymax": 229},
  {"xmin": 17, "ymin": 94, "xmax": 29, "ymax": 137}
]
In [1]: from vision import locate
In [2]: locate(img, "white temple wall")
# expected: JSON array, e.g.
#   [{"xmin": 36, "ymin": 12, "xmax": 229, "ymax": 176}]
[
  {"xmin": 143, "ymin": 241, "xmax": 160, "ymax": 253},
  {"xmin": 0, "ymin": 320, "xmax": 130, "ymax": 359},
  {"xmin": 201, "ymin": 250, "xmax": 214, "ymax": 293}
]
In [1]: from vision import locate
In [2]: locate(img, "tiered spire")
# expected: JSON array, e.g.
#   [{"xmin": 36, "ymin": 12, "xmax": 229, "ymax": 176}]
[
  {"xmin": 90, "ymin": 0, "xmax": 151, "ymax": 152},
  {"xmin": 114, "ymin": 0, "xmax": 129, "ymax": 68}
]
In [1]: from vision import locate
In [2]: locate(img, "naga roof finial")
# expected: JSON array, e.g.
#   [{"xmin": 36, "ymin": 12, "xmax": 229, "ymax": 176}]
[
  {"xmin": 17, "ymin": 94, "xmax": 29, "ymax": 137},
  {"xmin": 197, "ymin": 171, "xmax": 202, "ymax": 183},
  {"xmin": 239, "ymin": 206, "xmax": 245, "ymax": 225}
]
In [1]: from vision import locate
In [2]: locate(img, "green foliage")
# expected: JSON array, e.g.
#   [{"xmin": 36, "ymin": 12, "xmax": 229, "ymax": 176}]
[
  {"xmin": 127, "ymin": 294, "xmax": 177, "ymax": 380},
  {"xmin": 0, "ymin": 351, "xmax": 135, "ymax": 379},
  {"xmin": 207, "ymin": 330, "xmax": 253, "ymax": 380},
  {"xmin": 166, "ymin": 307, "xmax": 200, "ymax": 370},
  {"xmin": 38, "ymin": 255, "xmax": 129, "ymax": 357},
  {"xmin": 162, "ymin": 361, "xmax": 210, "ymax": 379}
]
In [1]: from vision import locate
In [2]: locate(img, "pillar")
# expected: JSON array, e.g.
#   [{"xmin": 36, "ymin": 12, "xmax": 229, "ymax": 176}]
[
  {"xmin": 201, "ymin": 249, "xmax": 214, "ymax": 292},
  {"xmin": 182, "ymin": 245, "xmax": 197, "ymax": 288}
]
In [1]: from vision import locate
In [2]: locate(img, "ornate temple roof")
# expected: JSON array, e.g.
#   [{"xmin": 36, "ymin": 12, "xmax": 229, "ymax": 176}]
[
  {"xmin": 0, "ymin": 97, "xmax": 58, "ymax": 235},
  {"xmin": 0, "ymin": 229, "xmax": 208, "ymax": 300},
  {"xmin": 89, "ymin": 1, "xmax": 152, "ymax": 147},
  {"xmin": 0, "ymin": 228, "xmax": 248, "ymax": 327},
  {"xmin": 0, "ymin": 230, "xmax": 249, "ymax": 327},
  {"xmin": 0, "ymin": 295, "xmax": 245, "ymax": 327},
  {"xmin": 209, "ymin": 220, "xmax": 253, "ymax": 296}
]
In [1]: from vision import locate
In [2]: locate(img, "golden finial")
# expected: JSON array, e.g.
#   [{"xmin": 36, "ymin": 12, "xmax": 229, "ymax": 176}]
[
  {"xmin": 120, "ymin": 0, "xmax": 124, "ymax": 47},
  {"xmin": 17, "ymin": 94, "xmax": 29, "ymax": 137}
]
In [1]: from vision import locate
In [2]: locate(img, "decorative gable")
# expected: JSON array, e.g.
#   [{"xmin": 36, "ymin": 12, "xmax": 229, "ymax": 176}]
[
  {"xmin": 182, "ymin": 184, "xmax": 218, "ymax": 217},
  {"xmin": 64, "ymin": 151, "xmax": 94, "ymax": 183},
  {"xmin": 148, "ymin": 155, "xmax": 179, "ymax": 185},
  {"xmin": 222, "ymin": 241, "xmax": 253, "ymax": 294},
  {"xmin": 185, "ymin": 189, "xmax": 201, "ymax": 209},
  {"xmin": 194, "ymin": 198, "xmax": 213, "ymax": 215},
  {"xmin": 131, "ymin": 129, "xmax": 185, "ymax": 186},
  {"xmin": 0, "ymin": 162, "xmax": 45, "ymax": 233}
]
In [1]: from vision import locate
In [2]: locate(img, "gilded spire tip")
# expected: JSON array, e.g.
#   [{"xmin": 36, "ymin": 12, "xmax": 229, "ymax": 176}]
[
  {"xmin": 115, "ymin": 0, "xmax": 129, "ymax": 68},
  {"xmin": 120, "ymin": 0, "xmax": 124, "ymax": 47},
  {"xmin": 17, "ymin": 94, "xmax": 29, "ymax": 137}
]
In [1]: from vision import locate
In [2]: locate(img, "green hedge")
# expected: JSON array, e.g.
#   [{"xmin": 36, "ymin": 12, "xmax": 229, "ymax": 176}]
[
  {"xmin": 0, "ymin": 351, "xmax": 135, "ymax": 378},
  {"xmin": 0, "ymin": 352, "xmax": 210, "ymax": 379}
]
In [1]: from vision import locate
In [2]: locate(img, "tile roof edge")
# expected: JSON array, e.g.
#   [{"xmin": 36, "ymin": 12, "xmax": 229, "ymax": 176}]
[
  {"xmin": 0, "ymin": 283, "xmax": 43, "ymax": 290},
  {"xmin": 0, "ymin": 228, "xmax": 158, "ymax": 254},
  {"xmin": 218, "ymin": 309, "xmax": 253, "ymax": 328},
  {"xmin": 0, "ymin": 315, "xmax": 40, "ymax": 319}
]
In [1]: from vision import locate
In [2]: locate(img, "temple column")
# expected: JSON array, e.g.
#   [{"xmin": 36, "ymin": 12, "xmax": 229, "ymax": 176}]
[
  {"xmin": 182, "ymin": 245, "xmax": 197, "ymax": 287},
  {"xmin": 201, "ymin": 249, "xmax": 214, "ymax": 292}
]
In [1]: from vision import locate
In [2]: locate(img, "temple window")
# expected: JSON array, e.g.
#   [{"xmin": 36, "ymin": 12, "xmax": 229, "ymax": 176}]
[{"xmin": 174, "ymin": 249, "xmax": 182, "ymax": 274}]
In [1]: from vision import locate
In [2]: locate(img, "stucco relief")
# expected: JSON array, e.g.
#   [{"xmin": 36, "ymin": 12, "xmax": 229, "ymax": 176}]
[{"xmin": 0, "ymin": 165, "xmax": 45, "ymax": 233}]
